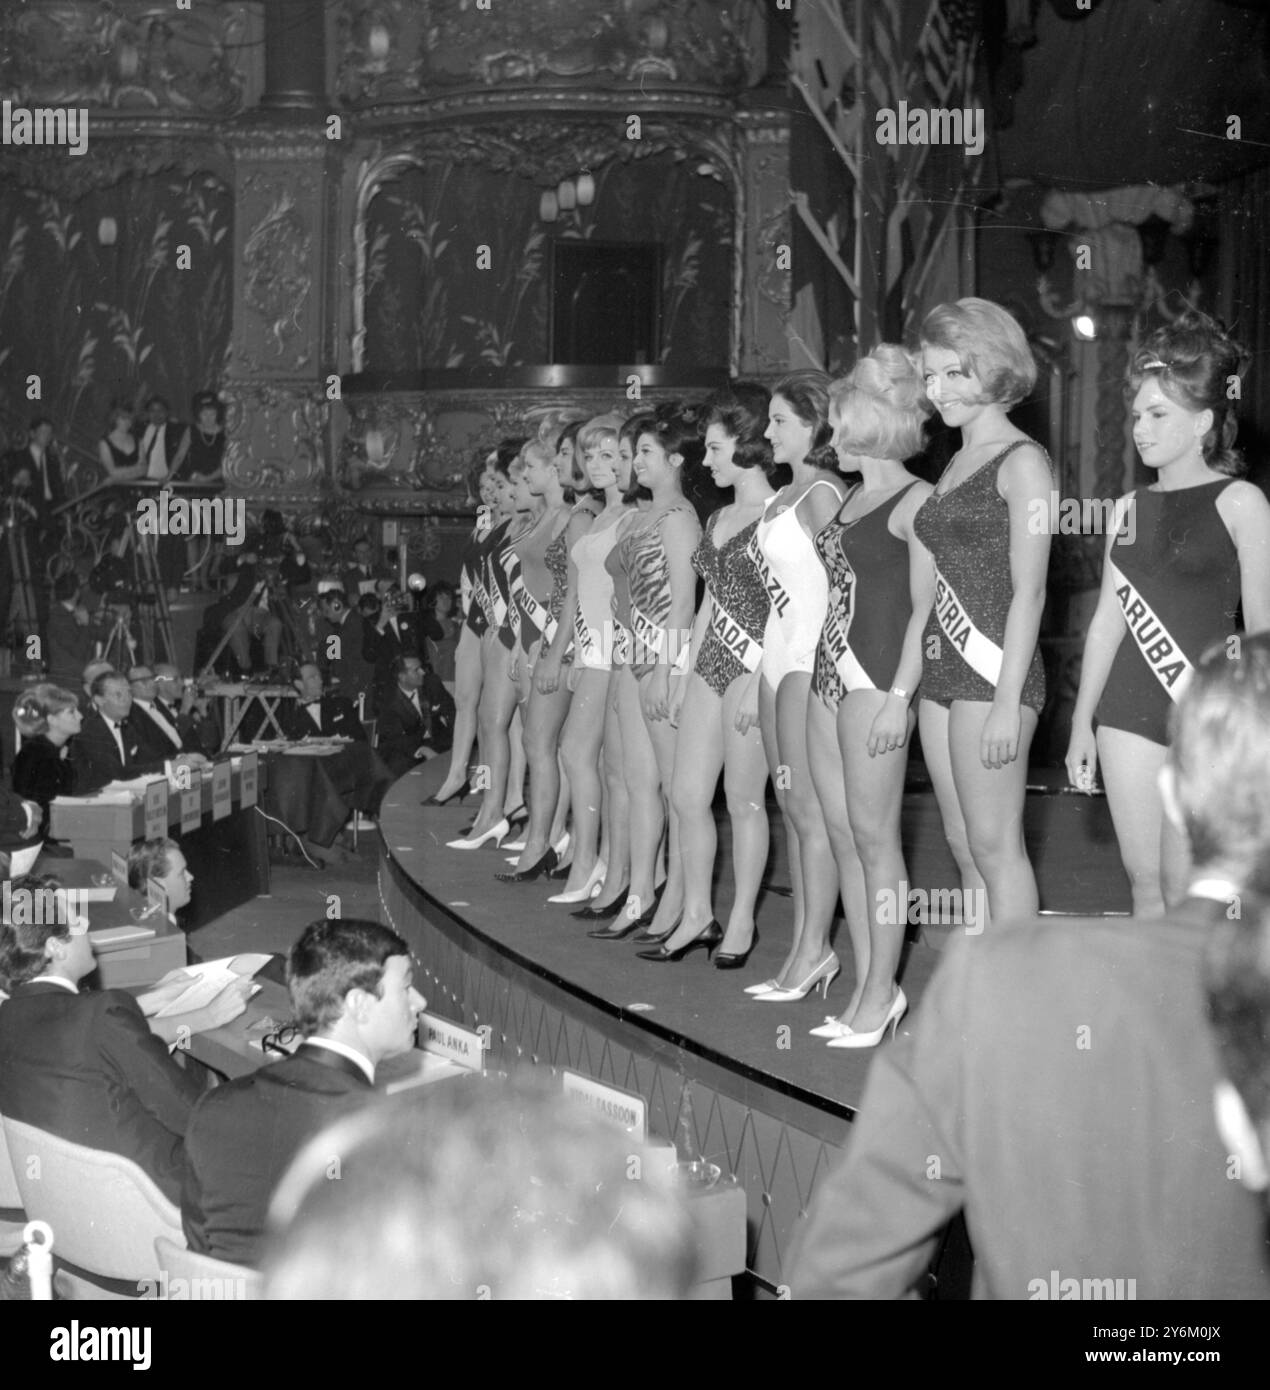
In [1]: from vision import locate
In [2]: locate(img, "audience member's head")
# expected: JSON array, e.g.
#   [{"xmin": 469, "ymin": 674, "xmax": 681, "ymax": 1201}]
[
  {"xmin": 127, "ymin": 836, "xmax": 194, "ymax": 913},
  {"xmin": 13, "ymin": 683, "xmax": 79, "ymax": 740},
  {"xmin": 1161, "ymin": 632, "xmax": 1270, "ymax": 896},
  {"xmin": 52, "ymin": 572, "xmax": 81, "ymax": 606},
  {"xmin": 293, "ymin": 663, "xmax": 323, "ymax": 704},
  {"xmin": 91, "ymin": 671, "xmax": 133, "ymax": 722},
  {"xmin": 394, "ymin": 655, "xmax": 425, "ymax": 692},
  {"xmin": 127, "ymin": 665, "xmax": 158, "ymax": 701},
  {"xmin": 82, "ymin": 659, "xmax": 115, "ymax": 698},
  {"xmin": 152, "ymin": 665, "xmax": 186, "ymax": 705},
  {"xmin": 352, "ymin": 537, "xmax": 374, "ymax": 568},
  {"xmin": 0, "ymin": 874, "xmax": 91, "ymax": 991},
  {"xmin": 285, "ymin": 918, "xmax": 421, "ymax": 1062},
  {"xmin": 262, "ymin": 1071, "xmax": 697, "ymax": 1300},
  {"xmin": 319, "ymin": 589, "xmax": 348, "ymax": 620},
  {"xmin": 357, "ymin": 593, "xmax": 381, "ymax": 622},
  {"xmin": 146, "ymin": 396, "xmax": 171, "ymax": 426}
]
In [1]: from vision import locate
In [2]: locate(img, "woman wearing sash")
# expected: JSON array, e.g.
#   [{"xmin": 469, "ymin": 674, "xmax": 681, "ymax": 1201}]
[
  {"xmin": 746, "ymin": 372, "xmax": 848, "ymax": 1002},
  {"xmin": 914, "ymin": 298, "xmax": 1052, "ymax": 928},
  {"xmin": 657, "ymin": 388, "xmax": 774, "ymax": 965},
  {"xmin": 447, "ymin": 440, "xmax": 531, "ymax": 850},
  {"xmin": 803, "ymin": 347, "xmax": 934, "ymax": 1046},
  {"xmin": 1065, "ymin": 313, "xmax": 1270, "ymax": 915},
  {"xmin": 498, "ymin": 429, "xmax": 596, "ymax": 881},
  {"xmin": 429, "ymin": 452, "xmax": 499, "ymax": 805},
  {"xmin": 551, "ymin": 415, "xmax": 631, "ymax": 906}
]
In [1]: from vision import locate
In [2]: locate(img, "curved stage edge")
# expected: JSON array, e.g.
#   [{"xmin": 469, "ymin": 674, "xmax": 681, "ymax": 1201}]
[{"xmin": 377, "ymin": 760, "xmax": 1132, "ymax": 1293}]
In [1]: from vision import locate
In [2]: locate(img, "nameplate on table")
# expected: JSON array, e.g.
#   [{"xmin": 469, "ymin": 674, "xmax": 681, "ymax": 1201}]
[
  {"xmin": 143, "ymin": 779, "xmax": 169, "ymax": 839},
  {"xmin": 418, "ymin": 1012, "xmax": 485, "ymax": 1073},
  {"xmin": 111, "ymin": 849, "xmax": 129, "ymax": 886},
  {"xmin": 561, "ymin": 1070, "xmax": 647, "ymax": 1142},
  {"xmin": 211, "ymin": 761, "xmax": 231, "ymax": 821},
  {"xmin": 180, "ymin": 771, "xmax": 203, "ymax": 833},
  {"xmin": 240, "ymin": 750, "xmax": 258, "ymax": 807}
]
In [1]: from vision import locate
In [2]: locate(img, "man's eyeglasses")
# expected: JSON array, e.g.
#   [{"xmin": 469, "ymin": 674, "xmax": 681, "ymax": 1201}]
[{"xmin": 261, "ymin": 1021, "xmax": 303, "ymax": 1056}]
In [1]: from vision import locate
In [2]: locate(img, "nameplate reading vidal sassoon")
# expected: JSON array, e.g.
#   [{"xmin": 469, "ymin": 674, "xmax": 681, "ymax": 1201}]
[
  {"xmin": 211, "ymin": 761, "xmax": 232, "ymax": 821},
  {"xmin": 180, "ymin": 772, "xmax": 202, "ymax": 833},
  {"xmin": 561, "ymin": 1070, "xmax": 647, "ymax": 1143},
  {"xmin": 419, "ymin": 1012, "xmax": 485, "ymax": 1072},
  {"xmin": 144, "ymin": 779, "xmax": 169, "ymax": 839},
  {"xmin": 239, "ymin": 751, "xmax": 258, "ymax": 808}
]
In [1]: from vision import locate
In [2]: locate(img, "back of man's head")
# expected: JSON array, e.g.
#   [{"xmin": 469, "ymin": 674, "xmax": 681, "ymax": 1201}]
[
  {"xmin": 1168, "ymin": 633, "xmax": 1270, "ymax": 893},
  {"xmin": 1206, "ymin": 900, "xmax": 1270, "ymax": 1195},
  {"xmin": 286, "ymin": 918, "xmax": 407, "ymax": 1035},
  {"xmin": 262, "ymin": 1072, "xmax": 697, "ymax": 1299}
]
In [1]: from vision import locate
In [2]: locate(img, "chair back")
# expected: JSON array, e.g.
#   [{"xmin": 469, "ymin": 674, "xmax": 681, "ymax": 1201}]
[
  {"xmin": 1, "ymin": 1116, "xmax": 182, "ymax": 1284},
  {"xmin": 361, "ymin": 718, "xmax": 377, "ymax": 748},
  {"xmin": 153, "ymin": 1235, "xmax": 262, "ymax": 1300},
  {"xmin": 0, "ymin": 1110, "xmax": 26, "ymax": 1257}
]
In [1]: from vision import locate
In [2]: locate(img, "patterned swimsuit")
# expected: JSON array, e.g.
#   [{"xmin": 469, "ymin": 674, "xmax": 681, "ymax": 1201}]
[
  {"xmin": 912, "ymin": 441, "xmax": 1051, "ymax": 712},
  {"xmin": 622, "ymin": 503, "xmax": 700, "ymax": 678},
  {"xmin": 692, "ymin": 511, "xmax": 769, "ymax": 698}
]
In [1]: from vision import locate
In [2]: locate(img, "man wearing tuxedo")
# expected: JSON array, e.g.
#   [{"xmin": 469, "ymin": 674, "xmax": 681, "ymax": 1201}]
[
  {"xmin": 340, "ymin": 537, "xmax": 388, "ymax": 602},
  {"xmin": 788, "ymin": 636, "xmax": 1270, "ymax": 1300},
  {"xmin": 69, "ymin": 671, "xmax": 207, "ymax": 792},
  {"xmin": 181, "ymin": 917, "xmax": 425, "ymax": 1266},
  {"xmin": 45, "ymin": 573, "xmax": 109, "ymax": 688},
  {"xmin": 0, "ymin": 890, "xmax": 204, "ymax": 1206},
  {"xmin": 152, "ymin": 663, "xmax": 223, "ymax": 757},
  {"xmin": 315, "ymin": 586, "xmax": 377, "ymax": 715},
  {"xmin": 375, "ymin": 654, "xmax": 444, "ymax": 779},
  {"xmin": 281, "ymin": 663, "xmax": 394, "ymax": 822},
  {"xmin": 128, "ymin": 664, "xmax": 221, "ymax": 759}
]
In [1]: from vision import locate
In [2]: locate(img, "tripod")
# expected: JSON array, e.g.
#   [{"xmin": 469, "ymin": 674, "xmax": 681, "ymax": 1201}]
[
  {"xmin": 3, "ymin": 495, "xmax": 40, "ymax": 660},
  {"xmin": 98, "ymin": 603, "xmax": 140, "ymax": 672},
  {"xmin": 112, "ymin": 504, "xmax": 177, "ymax": 668},
  {"xmin": 198, "ymin": 573, "xmax": 309, "ymax": 682}
]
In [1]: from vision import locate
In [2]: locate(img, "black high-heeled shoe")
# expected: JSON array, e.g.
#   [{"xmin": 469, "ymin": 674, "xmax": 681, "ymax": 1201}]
[
  {"xmin": 570, "ymin": 893, "xmax": 628, "ymax": 922},
  {"xmin": 587, "ymin": 890, "xmax": 664, "ymax": 941},
  {"xmin": 546, "ymin": 860, "xmax": 572, "ymax": 880},
  {"xmin": 505, "ymin": 805, "xmax": 529, "ymax": 832},
  {"xmin": 630, "ymin": 911, "xmax": 682, "ymax": 946},
  {"xmin": 495, "ymin": 847, "xmax": 558, "ymax": 884},
  {"xmin": 637, "ymin": 920, "xmax": 723, "ymax": 963},
  {"xmin": 714, "ymin": 928, "xmax": 760, "ymax": 970},
  {"xmin": 425, "ymin": 784, "xmax": 469, "ymax": 807}
]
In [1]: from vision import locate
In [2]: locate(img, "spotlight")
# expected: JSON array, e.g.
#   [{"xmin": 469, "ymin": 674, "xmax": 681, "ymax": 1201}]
[
  {"xmin": 1072, "ymin": 314, "xmax": 1097, "ymax": 341},
  {"xmin": 407, "ymin": 572, "xmax": 427, "ymax": 593}
]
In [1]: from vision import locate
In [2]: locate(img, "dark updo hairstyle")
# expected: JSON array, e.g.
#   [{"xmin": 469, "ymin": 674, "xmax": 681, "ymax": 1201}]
[
  {"xmin": 619, "ymin": 411, "xmax": 656, "ymax": 504},
  {"xmin": 491, "ymin": 436, "xmax": 529, "ymax": 479},
  {"xmin": 644, "ymin": 401, "xmax": 716, "ymax": 519},
  {"xmin": 706, "ymin": 382, "xmax": 780, "ymax": 484},
  {"xmin": 771, "ymin": 369, "xmax": 834, "ymax": 455},
  {"xmin": 1130, "ymin": 311, "xmax": 1249, "ymax": 478}
]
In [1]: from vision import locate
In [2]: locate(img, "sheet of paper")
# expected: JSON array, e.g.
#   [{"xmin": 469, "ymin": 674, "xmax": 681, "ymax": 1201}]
[{"xmin": 146, "ymin": 952, "xmax": 272, "ymax": 1018}]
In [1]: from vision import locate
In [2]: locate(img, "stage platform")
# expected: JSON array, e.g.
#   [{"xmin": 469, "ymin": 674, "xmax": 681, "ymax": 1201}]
[{"xmin": 377, "ymin": 760, "xmax": 1133, "ymax": 1294}]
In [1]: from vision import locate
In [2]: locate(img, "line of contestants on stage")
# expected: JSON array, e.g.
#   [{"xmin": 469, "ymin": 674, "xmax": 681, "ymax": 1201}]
[{"xmin": 427, "ymin": 298, "xmax": 1270, "ymax": 1051}]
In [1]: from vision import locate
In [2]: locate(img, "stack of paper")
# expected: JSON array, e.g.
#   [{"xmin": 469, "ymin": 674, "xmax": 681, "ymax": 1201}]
[{"xmin": 140, "ymin": 952, "xmax": 272, "ymax": 1018}]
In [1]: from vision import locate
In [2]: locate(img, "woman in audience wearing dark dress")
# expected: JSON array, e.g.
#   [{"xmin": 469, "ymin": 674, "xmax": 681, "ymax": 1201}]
[
  {"xmin": 182, "ymin": 391, "xmax": 227, "ymax": 590},
  {"xmin": 12, "ymin": 683, "xmax": 81, "ymax": 842},
  {"xmin": 98, "ymin": 403, "xmax": 143, "ymax": 481}
]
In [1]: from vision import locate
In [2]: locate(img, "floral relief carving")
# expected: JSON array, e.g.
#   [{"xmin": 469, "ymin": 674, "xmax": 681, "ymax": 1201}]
[
  {"xmin": 223, "ymin": 384, "xmax": 328, "ymax": 492},
  {"xmin": 242, "ymin": 190, "xmax": 313, "ymax": 361}
]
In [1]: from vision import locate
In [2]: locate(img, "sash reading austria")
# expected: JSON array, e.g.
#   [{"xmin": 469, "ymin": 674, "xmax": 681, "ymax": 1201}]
[{"xmin": 932, "ymin": 567, "xmax": 1004, "ymax": 687}]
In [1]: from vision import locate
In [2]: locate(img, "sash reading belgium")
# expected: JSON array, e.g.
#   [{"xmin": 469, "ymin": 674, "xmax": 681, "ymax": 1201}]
[
  {"xmin": 821, "ymin": 568, "xmax": 875, "ymax": 690},
  {"xmin": 1106, "ymin": 558, "xmax": 1194, "ymax": 702},
  {"xmin": 932, "ymin": 567, "xmax": 1003, "ymax": 687}
]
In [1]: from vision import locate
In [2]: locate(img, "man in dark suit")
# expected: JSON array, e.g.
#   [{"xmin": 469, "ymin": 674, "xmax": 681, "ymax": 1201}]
[
  {"xmin": 340, "ymin": 537, "xmax": 388, "ymax": 603},
  {"xmin": 281, "ymin": 663, "xmax": 394, "ymax": 822},
  {"xmin": 69, "ymin": 671, "xmax": 207, "ymax": 792},
  {"xmin": 788, "ymin": 636, "xmax": 1270, "ymax": 1301},
  {"xmin": 152, "ymin": 663, "xmax": 223, "ymax": 758},
  {"xmin": 1, "ymin": 417, "xmax": 66, "ymax": 648},
  {"xmin": 376, "ymin": 654, "xmax": 447, "ymax": 779},
  {"xmin": 0, "ymin": 894, "xmax": 203, "ymax": 1204},
  {"xmin": 181, "ymin": 917, "xmax": 424, "ymax": 1266},
  {"xmin": 314, "ymin": 585, "xmax": 376, "ymax": 714},
  {"xmin": 361, "ymin": 584, "xmax": 427, "ymax": 706},
  {"xmin": 44, "ymin": 573, "xmax": 108, "ymax": 688}
]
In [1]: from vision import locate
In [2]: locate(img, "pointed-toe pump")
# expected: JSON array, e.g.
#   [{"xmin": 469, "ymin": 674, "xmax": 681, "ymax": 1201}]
[
  {"xmin": 636, "ymin": 920, "xmax": 723, "ymax": 963},
  {"xmin": 826, "ymin": 988, "xmax": 907, "ymax": 1049},
  {"xmin": 446, "ymin": 817, "xmax": 510, "ymax": 851},
  {"xmin": 425, "ymin": 783, "xmax": 470, "ymax": 807},
  {"xmin": 547, "ymin": 860, "xmax": 606, "ymax": 905},
  {"xmin": 714, "ymin": 929, "xmax": 759, "ymax": 970},
  {"xmin": 495, "ymin": 847, "xmax": 558, "ymax": 883},
  {"xmin": 753, "ymin": 952, "xmax": 840, "ymax": 1002}
]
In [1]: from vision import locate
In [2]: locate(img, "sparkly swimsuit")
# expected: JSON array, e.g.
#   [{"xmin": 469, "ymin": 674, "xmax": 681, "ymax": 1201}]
[
  {"xmin": 751, "ymin": 479, "xmax": 841, "ymax": 691},
  {"xmin": 1096, "ymin": 478, "xmax": 1240, "ymax": 747},
  {"xmin": 812, "ymin": 481, "xmax": 919, "ymax": 710},
  {"xmin": 692, "ymin": 511, "xmax": 769, "ymax": 698},
  {"xmin": 621, "ymin": 503, "xmax": 699, "ymax": 678},
  {"xmin": 570, "ymin": 510, "xmax": 626, "ymax": 672},
  {"xmin": 543, "ymin": 525, "xmax": 573, "ymax": 664},
  {"xmin": 912, "ymin": 441, "xmax": 1050, "ymax": 712}
]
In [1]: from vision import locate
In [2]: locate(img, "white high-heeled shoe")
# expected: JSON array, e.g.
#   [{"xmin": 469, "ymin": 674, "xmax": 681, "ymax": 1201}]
[
  {"xmin": 743, "ymin": 979, "xmax": 781, "ymax": 996},
  {"xmin": 446, "ymin": 817, "xmax": 510, "ymax": 851},
  {"xmin": 753, "ymin": 953, "xmax": 840, "ymax": 1003},
  {"xmin": 503, "ymin": 837, "xmax": 528, "ymax": 854},
  {"xmin": 809, "ymin": 1015, "xmax": 854, "ymax": 1039},
  {"xmin": 827, "ymin": 988, "xmax": 907, "ymax": 1048},
  {"xmin": 547, "ymin": 859, "xmax": 606, "ymax": 905}
]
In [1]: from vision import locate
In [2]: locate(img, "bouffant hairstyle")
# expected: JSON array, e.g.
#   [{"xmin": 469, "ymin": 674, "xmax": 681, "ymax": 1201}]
[
  {"xmin": 830, "ymin": 344, "xmax": 933, "ymax": 462},
  {"xmin": 13, "ymin": 683, "xmax": 78, "ymax": 738},
  {"xmin": 771, "ymin": 370, "xmax": 834, "ymax": 452},
  {"xmin": 920, "ymin": 297, "xmax": 1037, "ymax": 408},
  {"xmin": 1130, "ymin": 311, "xmax": 1249, "ymax": 478},
  {"xmin": 577, "ymin": 413, "xmax": 625, "ymax": 457},
  {"xmin": 706, "ymin": 383, "xmax": 778, "ymax": 480},
  {"xmin": 491, "ymin": 437, "xmax": 529, "ymax": 479}
]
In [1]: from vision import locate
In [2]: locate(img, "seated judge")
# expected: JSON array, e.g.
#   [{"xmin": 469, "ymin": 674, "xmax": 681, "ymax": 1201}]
[
  {"xmin": 375, "ymin": 654, "xmax": 442, "ymax": 779},
  {"xmin": 182, "ymin": 917, "xmax": 424, "ymax": 1267},
  {"xmin": 152, "ymin": 663, "xmax": 222, "ymax": 757},
  {"xmin": 787, "ymin": 635, "xmax": 1270, "ymax": 1301},
  {"xmin": 81, "ymin": 657, "xmax": 115, "ymax": 703},
  {"xmin": 128, "ymin": 664, "xmax": 217, "ymax": 762},
  {"xmin": 0, "ymin": 884, "xmax": 203, "ymax": 1203},
  {"xmin": 12, "ymin": 683, "xmax": 81, "ymax": 840},
  {"xmin": 70, "ymin": 671, "xmax": 207, "ymax": 793}
]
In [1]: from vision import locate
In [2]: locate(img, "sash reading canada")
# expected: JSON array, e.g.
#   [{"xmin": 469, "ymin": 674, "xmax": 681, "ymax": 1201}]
[
  {"xmin": 932, "ymin": 567, "xmax": 1004, "ymax": 687},
  {"xmin": 708, "ymin": 594, "xmax": 762, "ymax": 673}
]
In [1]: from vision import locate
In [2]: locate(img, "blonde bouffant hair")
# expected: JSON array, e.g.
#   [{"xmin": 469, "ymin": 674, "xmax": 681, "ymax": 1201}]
[{"xmin": 829, "ymin": 344, "xmax": 932, "ymax": 462}]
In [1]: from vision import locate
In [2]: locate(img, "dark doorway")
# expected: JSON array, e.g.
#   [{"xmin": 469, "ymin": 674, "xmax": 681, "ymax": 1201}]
[{"xmin": 550, "ymin": 240, "xmax": 661, "ymax": 365}]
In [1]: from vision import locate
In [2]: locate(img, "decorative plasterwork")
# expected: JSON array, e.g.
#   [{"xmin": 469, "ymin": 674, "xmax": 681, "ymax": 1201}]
[
  {"xmin": 242, "ymin": 188, "xmax": 314, "ymax": 362},
  {"xmin": 0, "ymin": 133, "xmax": 233, "ymax": 195},
  {"xmin": 221, "ymin": 380, "xmax": 329, "ymax": 493}
]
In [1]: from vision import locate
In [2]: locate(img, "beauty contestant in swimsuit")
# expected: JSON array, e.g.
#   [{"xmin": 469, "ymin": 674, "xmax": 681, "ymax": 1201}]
[
  {"xmin": 804, "ymin": 346, "xmax": 934, "ymax": 1048},
  {"xmin": 1066, "ymin": 312, "xmax": 1270, "ymax": 915},
  {"xmin": 746, "ymin": 372, "xmax": 848, "ymax": 1003},
  {"xmin": 913, "ymin": 298, "xmax": 1053, "ymax": 929},
  {"xmin": 550, "ymin": 414, "xmax": 631, "ymax": 906},
  {"xmin": 662, "ymin": 387, "xmax": 774, "ymax": 965}
]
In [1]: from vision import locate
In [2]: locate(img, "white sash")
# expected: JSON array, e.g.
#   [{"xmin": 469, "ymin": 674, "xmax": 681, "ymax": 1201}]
[
  {"xmin": 746, "ymin": 530, "xmax": 791, "ymax": 621},
  {"xmin": 1106, "ymin": 558, "xmax": 1194, "ymax": 702},
  {"xmin": 630, "ymin": 602, "xmax": 688, "ymax": 672},
  {"xmin": 820, "ymin": 573, "xmax": 875, "ymax": 691},
  {"xmin": 932, "ymin": 567, "xmax": 1003, "ymax": 687},
  {"xmin": 708, "ymin": 593, "xmax": 762, "ymax": 673},
  {"xmin": 573, "ymin": 606, "xmax": 598, "ymax": 664},
  {"xmin": 510, "ymin": 572, "xmax": 557, "ymax": 644}
]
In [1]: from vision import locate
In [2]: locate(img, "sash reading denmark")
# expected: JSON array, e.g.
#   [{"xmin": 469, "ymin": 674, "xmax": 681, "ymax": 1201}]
[
  {"xmin": 932, "ymin": 567, "xmax": 1004, "ymax": 687},
  {"xmin": 1106, "ymin": 558, "xmax": 1194, "ymax": 701},
  {"xmin": 708, "ymin": 593, "xmax": 762, "ymax": 673},
  {"xmin": 573, "ymin": 606, "xmax": 598, "ymax": 664}
]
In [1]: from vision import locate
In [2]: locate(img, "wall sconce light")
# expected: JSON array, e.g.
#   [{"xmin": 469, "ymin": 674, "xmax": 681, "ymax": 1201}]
[
  {"xmin": 576, "ymin": 172, "xmax": 595, "ymax": 206},
  {"xmin": 97, "ymin": 217, "xmax": 118, "ymax": 247},
  {"xmin": 557, "ymin": 179, "xmax": 576, "ymax": 211},
  {"xmin": 368, "ymin": 22, "xmax": 391, "ymax": 60},
  {"xmin": 540, "ymin": 173, "xmax": 597, "ymax": 222},
  {"xmin": 539, "ymin": 189, "xmax": 559, "ymax": 223},
  {"xmin": 116, "ymin": 38, "xmax": 139, "ymax": 80}
]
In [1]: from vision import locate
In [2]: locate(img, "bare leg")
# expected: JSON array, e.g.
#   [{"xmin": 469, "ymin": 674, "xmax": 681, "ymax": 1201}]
[
  {"xmin": 642, "ymin": 668, "xmax": 688, "ymax": 937},
  {"xmin": 759, "ymin": 675, "xmax": 804, "ymax": 987},
  {"xmin": 668, "ymin": 673, "xmax": 725, "ymax": 943},
  {"xmin": 557, "ymin": 667, "xmax": 610, "ymax": 894},
  {"xmin": 468, "ymin": 637, "xmax": 517, "ymax": 837},
  {"xmin": 1097, "ymin": 725, "xmax": 1167, "ymax": 918},
  {"xmin": 437, "ymin": 623, "xmax": 482, "ymax": 800},
  {"xmin": 617, "ymin": 667, "xmax": 662, "ymax": 915},
  {"xmin": 518, "ymin": 679, "xmax": 572, "ymax": 865},
  {"xmin": 718, "ymin": 672, "xmax": 770, "ymax": 954},
  {"xmin": 917, "ymin": 699, "xmax": 986, "ymax": 905},
  {"xmin": 589, "ymin": 676, "xmax": 631, "ymax": 909}
]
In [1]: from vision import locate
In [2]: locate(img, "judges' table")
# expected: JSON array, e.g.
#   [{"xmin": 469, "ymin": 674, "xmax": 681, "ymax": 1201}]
[{"xmin": 48, "ymin": 759, "xmax": 269, "ymax": 931}]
